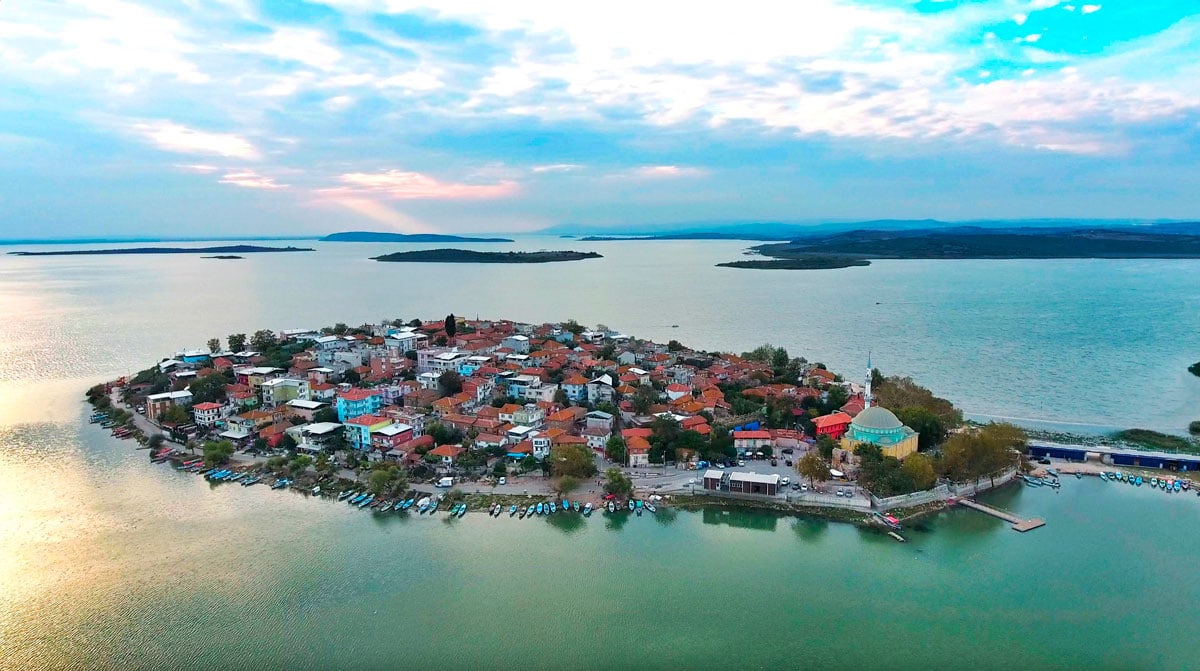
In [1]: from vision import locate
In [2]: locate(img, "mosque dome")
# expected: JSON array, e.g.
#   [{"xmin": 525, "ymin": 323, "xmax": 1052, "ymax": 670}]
[{"xmin": 851, "ymin": 406, "xmax": 904, "ymax": 431}]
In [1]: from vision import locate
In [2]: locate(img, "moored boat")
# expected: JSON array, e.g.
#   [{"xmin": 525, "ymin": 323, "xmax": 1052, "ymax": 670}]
[
  {"xmin": 583, "ymin": 502, "xmax": 593, "ymax": 516},
  {"xmin": 549, "ymin": 502, "xmax": 557, "ymax": 514},
  {"xmin": 627, "ymin": 499, "xmax": 635, "ymax": 511},
  {"xmin": 645, "ymin": 502, "xmax": 657, "ymax": 513},
  {"xmin": 562, "ymin": 499, "xmax": 570, "ymax": 511},
  {"xmin": 458, "ymin": 503, "xmax": 467, "ymax": 518},
  {"xmin": 509, "ymin": 505, "xmax": 518, "ymax": 517}
]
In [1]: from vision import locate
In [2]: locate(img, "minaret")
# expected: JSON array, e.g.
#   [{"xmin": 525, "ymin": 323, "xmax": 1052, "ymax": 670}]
[{"xmin": 864, "ymin": 351, "xmax": 873, "ymax": 409}]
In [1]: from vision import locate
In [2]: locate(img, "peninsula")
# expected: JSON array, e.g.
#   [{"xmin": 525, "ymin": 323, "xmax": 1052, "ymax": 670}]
[
  {"xmin": 371, "ymin": 249, "xmax": 601, "ymax": 263},
  {"xmin": 322, "ymin": 231, "xmax": 514, "ymax": 243},
  {"xmin": 717, "ymin": 256, "xmax": 871, "ymax": 270},
  {"xmin": 9, "ymin": 245, "xmax": 313, "ymax": 257}
]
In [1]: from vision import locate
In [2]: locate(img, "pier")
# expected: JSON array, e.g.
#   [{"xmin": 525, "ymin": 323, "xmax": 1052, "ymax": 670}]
[{"xmin": 957, "ymin": 499, "xmax": 1045, "ymax": 532}]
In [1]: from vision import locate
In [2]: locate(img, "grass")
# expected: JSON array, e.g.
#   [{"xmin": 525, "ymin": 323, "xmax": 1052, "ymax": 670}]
[{"xmin": 1114, "ymin": 429, "xmax": 1200, "ymax": 454}]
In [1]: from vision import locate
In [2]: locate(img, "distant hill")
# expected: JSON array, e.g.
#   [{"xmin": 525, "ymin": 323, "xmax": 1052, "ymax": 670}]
[
  {"xmin": 9, "ymin": 245, "xmax": 313, "ymax": 257},
  {"xmin": 322, "ymin": 231, "xmax": 513, "ymax": 243},
  {"xmin": 752, "ymin": 227, "xmax": 1200, "ymax": 260},
  {"xmin": 371, "ymin": 249, "xmax": 601, "ymax": 264}
]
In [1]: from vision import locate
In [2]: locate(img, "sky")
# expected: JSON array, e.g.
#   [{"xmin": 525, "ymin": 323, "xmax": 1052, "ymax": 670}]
[{"xmin": 1, "ymin": 0, "xmax": 1199, "ymax": 238}]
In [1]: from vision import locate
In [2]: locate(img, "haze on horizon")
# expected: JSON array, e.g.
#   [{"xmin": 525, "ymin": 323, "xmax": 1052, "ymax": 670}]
[{"xmin": 2, "ymin": 1, "xmax": 1198, "ymax": 239}]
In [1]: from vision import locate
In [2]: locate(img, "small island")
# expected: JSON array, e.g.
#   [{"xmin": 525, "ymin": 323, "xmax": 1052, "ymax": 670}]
[
  {"xmin": 322, "ymin": 231, "xmax": 514, "ymax": 243},
  {"xmin": 718, "ymin": 256, "xmax": 871, "ymax": 270},
  {"xmin": 203, "ymin": 255, "xmax": 244, "ymax": 260},
  {"xmin": 372, "ymin": 249, "xmax": 602, "ymax": 264},
  {"xmin": 9, "ymin": 245, "xmax": 313, "ymax": 257}
]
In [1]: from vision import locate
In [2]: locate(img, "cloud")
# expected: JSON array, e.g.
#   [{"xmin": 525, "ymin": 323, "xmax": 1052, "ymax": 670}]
[
  {"xmin": 218, "ymin": 170, "xmax": 287, "ymax": 189},
  {"xmin": 227, "ymin": 27, "xmax": 343, "ymax": 71},
  {"xmin": 1081, "ymin": 5, "xmax": 1102, "ymax": 14},
  {"xmin": 321, "ymin": 169, "xmax": 519, "ymax": 200},
  {"xmin": 531, "ymin": 163, "xmax": 583, "ymax": 173},
  {"xmin": 629, "ymin": 165, "xmax": 707, "ymax": 179},
  {"xmin": 174, "ymin": 163, "xmax": 220, "ymax": 174},
  {"xmin": 134, "ymin": 121, "xmax": 260, "ymax": 160}
]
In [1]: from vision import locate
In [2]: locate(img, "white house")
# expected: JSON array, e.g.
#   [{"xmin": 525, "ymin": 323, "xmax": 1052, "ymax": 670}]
[{"xmin": 502, "ymin": 334, "xmax": 530, "ymax": 353}]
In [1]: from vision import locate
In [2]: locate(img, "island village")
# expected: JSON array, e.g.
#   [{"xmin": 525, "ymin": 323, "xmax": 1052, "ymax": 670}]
[{"xmin": 86, "ymin": 316, "xmax": 1196, "ymax": 532}]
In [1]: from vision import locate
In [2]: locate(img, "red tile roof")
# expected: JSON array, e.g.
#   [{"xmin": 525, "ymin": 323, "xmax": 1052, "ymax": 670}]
[
  {"xmin": 733, "ymin": 430, "xmax": 773, "ymax": 439},
  {"xmin": 429, "ymin": 444, "xmax": 464, "ymax": 458},
  {"xmin": 338, "ymin": 388, "xmax": 380, "ymax": 401}
]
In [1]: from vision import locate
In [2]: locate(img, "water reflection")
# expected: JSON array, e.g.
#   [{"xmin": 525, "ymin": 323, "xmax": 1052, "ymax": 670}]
[
  {"xmin": 701, "ymin": 507, "xmax": 779, "ymax": 531},
  {"xmin": 545, "ymin": 512, "xmax": 586, "ymax": 534},
  {"xmin": 602, "ymin": 511, "xmax": 630, "ymax": 531},
  {"xmin": 791, "ymin": 518, "xmax": 829, "ymax": 541},
  {"xmin": 651, "ymin": 507, "xmax": 678, "ymax": 527}
]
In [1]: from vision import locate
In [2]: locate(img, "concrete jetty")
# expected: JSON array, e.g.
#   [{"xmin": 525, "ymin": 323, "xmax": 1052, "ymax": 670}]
[{"xmin": 957, "ymin": 499, "xmax": 1045, "ymax": 532}]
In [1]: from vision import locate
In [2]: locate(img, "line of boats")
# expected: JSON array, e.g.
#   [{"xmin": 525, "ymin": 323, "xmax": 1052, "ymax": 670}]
[
  {"xmin": 1099, "ymin": 470, "xmax": 1195, "ymax": 495},
  {"xmin": 90, "ymin": 412, "xmax": 135, "ymax": 439},
  {"xmin": 1021, "ymin": 474, "xmax": 1062, "ymax": 489},
  {"xmin": 164, "ymin": 451, "xmax": 665, "ymax": 518}
]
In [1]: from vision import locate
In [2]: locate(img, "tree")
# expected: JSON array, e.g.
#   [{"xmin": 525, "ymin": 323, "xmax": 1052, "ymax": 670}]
[
  {"xmin": 313, "ymin": 407, "xmax": 338, "ymax": 424},
  {"xmin": 667, "ymin": 339, "xmax": 687, "ymax": 352},
  {"xmin": 631, "ymin": 385, "xmax": 659, "ymax": 414},
  {"xmin": 148, "ymin": 433, "xmax": 165, "ymax": 450},
  {"xmin": 554, "ymin": 475, "xmax": 580, "ymax": 495},
  {"xmin": 188, "ymin": 373, "xmax": 228, "ymax": 404},
  {"xmin": 438, "ymin": 370, "xmax": 463, "ymax": 395},
  {"xmin": 520, "ymin": 455, "xmax": 539, "ymax": 472},
  {"xmin": 816, "ymin": 435, "xmax": 837, "ymax": 460},
  {"xmin": 603, "ymin": 468, "xmax": 634, "ymax": 498},
  {"xmin": 342, "ymin": 369, "xmax": 361, "ymax": 384},
  {"xmin": 227, "ymin": 333, "xmax": 247, "ymax": 352},
  {"xmin": 562, "ymin": 319, "xmax": 585, "ymax": 335},
  {"xmin": 548, "ymin": 444, "xmax": 597, "ymax": 478},
  {"xmin": 427, "ymin": 423, "xmax": 463, "ymax": 446},
  {"xmin": 250, "ymin": 329, "xmax": 276, "ymax": 352},
  {"xmin": 941, "ymin": 423, "xmax": 1025, "ymax": 483},
  {"xmin": 798, "ymin": 451, "xmax": 830, "ymax": 487},
  {"xmin": 895, "ymin": 406, "xmax": 947, "ymax": 451},
  {"xmin": 289, "ymin": 454, "xmax": 312, "ymax": 475},
  {"xmin": 1190, "ymin": 421, "xmax": 1200, "ymax": 436},
  {"xmin": 315, "ymin": 452, "xmax": 334, "ymax": 476},
  {"xmin": 332, "ymin": 323, "xmax": 349, "ymax": 335},
  {"xmin": 605, "ymin": 435, "xmax": 627, "ymax": 465},
  {"xmin": 873, "ymin": 375, "xmax": 962, "ymax": 428},
  {"xmin": 902, "ymin": 452, "xmax": 937, "ymax": 491},
  {"xmin": 159, "ymin": 405, "xmax": 190, "ymax": 425},
  {"xmin": 554, "ymin": 388, "xmax": 569, "ymax": 406},
  {"xmin": 202, "ymin": 440, "xmax": 235, "ymax": 467},
  {"xmin": 771, "ymin": 346, "xmax": 790, "ymax": 372},
  {"xmin": 280, "ymin": 433, "xmax": 298, "ymax": 453},
  {"xmin": 444, "ymin": 314, "xmax": 457, "ymax": 339},
  {"xmin": 206, "ymin": 338, "xmax": 221, "ymax": 354},
  {"xmin": 368, "ymin": 468, "xmax": 393, "ymax": 495},
  {"xmin": 492, "ymin": 460, "xmax": 507, "ymax": 477}
]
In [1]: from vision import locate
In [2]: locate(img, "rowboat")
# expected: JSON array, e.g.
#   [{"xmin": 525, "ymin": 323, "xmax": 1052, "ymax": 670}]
[
  {"xmin": 1135, "ymin": 476, "xmax": 1143, "ymax": 486},
  {"xmin": 549, "ymin": 502, "xmax": 557, "ymax": 514},
  {"xmin": 311, "ymin": 486, "xmax": 321, "ymax": 496},
  {"xmin": 607, "ymin": 501, "xmax": 616, "ymax": 513},
  {"xmin": 627, "ymin": 499, "xmax": 635, "ymax": 511},
  {"xmin": 338, "ymin": 490, "xmax": 353, "ymax": 501},
  {"xmin": 358, "ymin": 495, "xmax": 375, "ymax": 509},
  {"xmin": 509, "ymin": 505, "xmax": 518, "ymax": 517},
  {"xmin": 1099, "ymin": 473, "xmax": 1108, "ymax": 481},
  {"xmin": 1045, "ymin": 467, "xmax": 1059, "ymax": 477},
  {"xmin": 418, "ymin": 502, "xmax": 430, "ymax": 514},
  {"xmin": 645, "ymin": 502, "xmax": 657, "ymax": 513},
  {"xmin": 271, "ymin": 479, "xmax": 290, "ymax": 490},
  {"xmin": 562, "ymin": 499, "xmax": 570, "ymax": 511},
  {"xmin": 573, "ymin": 501, "xmax": 581, "ymax": 512},
  {"xmin": 457, "ymin": 503, "xmax": 467, "ymax": 518},
  {"xmin": 583, "ymin": 502, "xmax": 593, "ymax": 516}
]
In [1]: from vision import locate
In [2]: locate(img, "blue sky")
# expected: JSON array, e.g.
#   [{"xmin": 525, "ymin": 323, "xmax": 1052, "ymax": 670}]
[{"xmin": 1, "ymin": 0, "xmax": 1198, "ymax": 238}]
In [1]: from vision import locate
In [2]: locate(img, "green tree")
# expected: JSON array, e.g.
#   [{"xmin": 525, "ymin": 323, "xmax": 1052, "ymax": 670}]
[
  {"xmin": 631, "ymin": 385, "xmax": 659, "ymax": 414},
  {"xmin": 444, "ymin": 314, "xmax": 457, "ymax": 339},
  {"xmin": 562, "ymin": 319, "xmax": 585, "ymax": 335},
  {"xmin": 202, "ymin": 440, "xmax": 235, "ymax": 467},
  {"xmin": 332, "ymin": 323, "xmax": 349, "ymax": 335},
  {"xmin": 797, "ymin": 451, "xmax": 830, "ymax": 487},
  {"xmin": 667, "ymin": 339, "xmax": 687, "ymax": 352},
  {"xmin": 280, "ymin": 433, "xmax": 298, "ymax": 452},
  {"xmin": 289, "ymin": 454, "xmax": 312, "ymax": 475},
  {"xmin": 250, "ymin": 329, "xmax": 276, "ymax": 352},
  {"xmin": 147, "ymin": 433, "xmax": 165, "ymax": 450},
  {"xmin": 1189, "ymin": 421, "xmax": 1200, "ymax": 436},
  {"xmin": 315, "ymin": 452, "xmax": 334, "ymax": 475},
  {"xmin": 206, "ymin": 338, "xmax": 221, "ymax": 354},
  {"xmin": 902, "ymin": 452, "xmax": 937, "ymax": 491},
  {"xmin": 342, "ymin": 369, "xmax": 361, "ymax": 384},
  {"xmin": 554, "ymin": 388, "xmax": 569, "ymax": 406},
  {"xmin": 368, "ymin": 468, "xmax": 393, "ymax": 495},
  {"xmin": 548, "ymin": 444, "xmax": 597, "ymax": 478},
  {"xmin": 603, "ymin": 467, "xmax": 634, "ymax": 498},
  {"xmin": 554, "ymin": 475, "xmax": 580, "ymax": 495},
  {"xmin": 159, "ymin": 405, "xmax": 190, "ymax": 425},
  {"xmin": 520, "ymin": 455, "xmax": 539, "ymax": 472},
  {"xmin": 227, "ymin": 333, "xmax": 247, "ymax": 352},
  {"xmin": 895, "ymin": 406, "xmax": 947, "ymax": 451},
  {"xmin": 873, "ymin": 375, "xmax": 962, "ymax": 428},
  {"xmin": 492, "ymin": 460, "xmax": 507, "ymax": 478},
  {"xmin": 605, "ymin": 435, "xmax": 627, "ymax": 465},
  {"xmin": 313, "ymin": 407, "xmax": 338, "ymax": 424},
  {"xmin": 770, "ymin": 346, "xmax": 790, "ymax": 372},
  {"xmin": 815, "ymin": 435, "xmax": 837, "ymax": 460},
  {"xmin": 438, "ymin": 370, "xmax": 463, "ymax": 395},
  {"xmin": 188, "ymin": 373, "xmax": 228, "ymax": 404}
]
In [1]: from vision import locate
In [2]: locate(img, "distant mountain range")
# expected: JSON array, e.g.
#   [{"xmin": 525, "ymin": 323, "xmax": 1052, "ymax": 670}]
[
  {"xmin": 321, "ymin": 231, "xmax": 514, "ymax": 243},
  {"xmin": 541, "ymin": 219, "xmax": 1200, "ymax": 241}
]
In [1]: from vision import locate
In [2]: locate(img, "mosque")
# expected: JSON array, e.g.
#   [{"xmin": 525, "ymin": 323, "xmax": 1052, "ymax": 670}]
[{"xmin": 839, "ymin": 356, "xmax": 919, "ymax": 460}]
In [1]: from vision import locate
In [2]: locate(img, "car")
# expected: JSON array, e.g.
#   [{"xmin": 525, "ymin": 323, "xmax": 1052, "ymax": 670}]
[
  {"xmin": 770, "ymin": 459, "xmax": 778, "ymax": 466},
  {"xmin": 136, "ymin": 406, "xmax": 145, "ymax": 413},
  {"xmin": 800, "ymin": 484, "xmax": 808, "ymax": 492},
  {"xmin": 1038, "ymin": 457, "xmax": 1052, "ymax": 465},
  {"xmin": 785, "ymin": 460, "xmax": 793, "ymax": 467},
  {"xmin": 498, "ymin": 477, "xmax": 506, "ymax": 486},
  {"xmin": 781, "ymin": 448, "xmax": 794, "ymax": 455},
  {"xmin": 791, "ymin": 483, "xmax": 801, "ymax": 491},
  {"xmin": 780, "ymin": 476, "xmax": 791, "ymax": 486},
  {"xmin": 737, "ymin": 460, "xmax": 746, "ymax": 467},
  {"xmin": 835, "ymin": 489, "xmax": 844, "ymax": 497}
]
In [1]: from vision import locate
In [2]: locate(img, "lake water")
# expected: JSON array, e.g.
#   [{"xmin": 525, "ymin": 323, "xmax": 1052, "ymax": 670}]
[{"xmin": 2, "ymin": 240, "xmax": 1200, "ymax": 669}]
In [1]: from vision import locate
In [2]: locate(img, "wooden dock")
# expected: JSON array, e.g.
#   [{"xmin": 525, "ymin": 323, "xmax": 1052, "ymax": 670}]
[{"xmin": 957, "ymin": 499, "xmax": 1045, "ymax": 532}]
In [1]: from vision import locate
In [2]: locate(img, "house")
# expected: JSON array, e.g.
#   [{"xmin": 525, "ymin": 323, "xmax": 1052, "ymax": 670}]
[
  {"xmin": 501, "ymin": 334, "xmax": 530, "ymax": 353},
  {"xmin": 584, "ymin": 410, "xmax": 614, "ymax": 431},
  {"xmin": 285, "ymin": 399, "xmax": 327, "ymax": 422},
  {"xmin": 582, "ymin": 426, "xmax": 611, "ymax": 451},
  {"xmin": 371, "ymin": 423, "xmax": 414, "ymax": 451},
  {"xmin": 531, "ymin": 436, "xmax": 552, "ymax": 460},
  {"xmin": 664, "ymin": 383, "xmax": 691, "ymax": 401},
  {"xmin": 702, "ymin": 469, "xmax": 725, "ymax": 491},
  {"xmin": 309, "ymin": 382, "xmax": 336, "ymax": 402},
  {"xmin": 562, "ymin": 374, "xmax": 588, "ymax": 402},
  {"xmin": 335, "ymin": 388, "xmax": 383, "ymax": 422},
  {"xmin": 626, "ymin": 436, "xmax": 651, "ymax": 467},
  {"xmin": 344, "ymin": 414, "xmax": 393, "ymax": 450},
  {"xmin": 146, "ymin": 390, "xmax": 193, "ymax": 422},
  {"xmin": 586, "ymin": 375, "xmax": 615, "ymax": 404},
  {"xmin": 260, "ymin": 377, "xmax": 310, "ymax": 406},
  {"xmin": 191, "ymin": 401, "xmax": 228, "ymax": 428},
  {"xmin": 813, "ymin": 412, "xmax": 853, "ymax": 440},
  {"xmin": 299, "ymin": 422, "xmax": 343, "ymax": 451},
  {"xmin": 416, "ymin": 347, "xmax": 471, "ymax": 374},
  {"xmin": 429, "ymin": 444, "xmax": 464, "ymax": 466},
  {"xmin": 512, "ymin": 404, "xmax": 545, "ymax": 428},
  {"xmin": 728, "ymin": 472, "xmax": 780, "ymax": 496},
  {"xmin": 546, "ymin": 407, "xmax": 585, "ymax": 433},
  {"xmin": 733, "ymin": 430, "xmax": 773, "ymax": 455},
  {"xmin": 498, "ymin": 403, "xmax": 523, "ymax": 424}
]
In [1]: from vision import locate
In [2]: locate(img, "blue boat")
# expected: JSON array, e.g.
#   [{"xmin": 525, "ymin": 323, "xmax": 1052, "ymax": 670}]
[
  {"xmin": 549, "ymin": 502, "xmax": 557, "ymax": 513},
  {"xmin": 1173, "ymin": 481, "xmax": 1182, "ymax": 492},
  {"xmin": 1136, "ymin": 476, "xmax": 1143, "ymax": 485},
  {"xmin": 535, "ymin": 502, "xmax": 544, "ymax": 515},
  {"xmin": 418, "ymin": 503, "xmax": 429, "ymax": 514},
  {"xmin": 350, "ymin": 493, "xmax": 365, "ymax": 504},
  {"xmin": 402, "ymin": 498, "xmax": 414, "ymax": 510},
  {"xmin": 628, "ymin": 499, "xmax": 635, "ymax": 511},
  {"xmin": 509, "ymin": 505, "xmax": 518, "ymax": 517},
  {"xmin": 636, "ymin": 499, "xmax": 644, "ymax": 509},
  {"xmin": 271, "ymin": 479, "xmax": 290, "ymax": 490},
  {"xmin": 574, "ymin": 501, "xmax": 581, "ymax": 512},
  {"xmin": 562, "ymin": 499, "xmax": 570, "ymax": 511},
  {"xmin": 458, "ymin": 503, "xmax": 467, "ymax": 518}
]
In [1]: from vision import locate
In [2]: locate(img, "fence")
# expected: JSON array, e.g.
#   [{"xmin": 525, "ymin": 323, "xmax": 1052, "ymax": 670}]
[
  {"xmin": 869, "ymin": 468, "xmax": 1018, "ymax": 511},
  {"xmin": 948, "ymin": 468, "xmax": 1018, "ymax": 498}
]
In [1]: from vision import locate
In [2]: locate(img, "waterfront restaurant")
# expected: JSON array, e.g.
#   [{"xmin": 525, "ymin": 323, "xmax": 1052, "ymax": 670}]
[{"xmin": 728, "ymin": 472, "xmax": 781, "ymax": 496}]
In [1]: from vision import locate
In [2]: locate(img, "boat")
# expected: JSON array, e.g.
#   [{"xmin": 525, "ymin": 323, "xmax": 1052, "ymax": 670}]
[
  {"xmin": 1151, "ymin": 477, "xmax": 1159, "ymax": 487},
  {"xmin": 357, "ymin": 495, "xmax": 375, "ymax": 509},
  {"xmin": 607, "ymin": 501, "xmax": 616, "ymax": 514},
  {"xmin": 636, "ymin": 499, "xmax": 644, "ymax": 509},
  {"xmin": 645, "ymin": 502, "xmax": 657, "ymax": 513},
  {"xmin": 562, "ymin": 499, "xmax": 570, "ymax": 511},
  {"xmin": 509, "ymin": 505, "xmax": 518, "ymax": 517},
  {"xmin": 272, "ymin": 479, "xmax": 290, "ymax": 490},
  {"xmin": 888, "ymin": 531, "xmax": 906, "ymax": 543},
  {"xmin": 1099, "ymin": 473, "xmax": 1108, "ymax": 482},
  {"xmin": 403, "ymin": 498, "xmax": 414, "ymax": 510},
  {"xmin": 627, "ymin": 499, "xmax": 635, "ymax": 511},
  {"xmin": 1043, "ymin": 478, "xmax": 1060, "ymax": 488},
  {"xmin": 338, "ymin": 490, "xmax": 353, "ymax": 501},
  {"xmin": 583, "ymin": 502, "xmax": 593, "ymax": 516},
  {"xmin": 1023, "ymin": 476, "xmax": 1042, "ymax": 487},
  {"xmin": 1183, "ymin": 480, "xmax": 1191, "ymax": 490},
  {"xmin": 549, "ymin": 502, "xmax": 557, "ymax": 514},
  {"xmin": 1174, "ymin": 481, "xmax": 1182, "ymax": 492},
  {"xmin": 574, "ymin": 501, "xmax": 581, "ymax": 512},
  {"xmin": 458, "ymin": 503, "xmax": 467, "ymax": 518},
  {"xmin": 1046, "ymin": 467, "xmax": 1059, "ymax": 477},
  {"xmin": 350, "ymin": 493, "xmax": 365, "ymax": 504},
  {"xmin": 418, "ymin": 502, "xmax": 430, "ymax": 514},
  {"xmin": 636, "ymin": 506, "xmax": 642, "ymax": 516},
  {"xmin": 1075, "ymin": 472, "xmax": 1082, "ymax": 479},
  {"xmin": 241, "ymin": 476, "xmax": 259, "ymax": 486}
]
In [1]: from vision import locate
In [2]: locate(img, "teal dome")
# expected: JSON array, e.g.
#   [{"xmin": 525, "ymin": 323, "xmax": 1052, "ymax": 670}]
[{"xmin": 851, "ymin": 406, "xmax": 903, "ymax": 431}]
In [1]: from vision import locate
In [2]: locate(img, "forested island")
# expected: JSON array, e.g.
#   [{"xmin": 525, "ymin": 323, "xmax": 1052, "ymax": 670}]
[
  {"xmin": 372, "ymin": 249, "xmax": 602, "ymax": 263},
  {"xmin": 581, "ymin": 232, "xmax": 791, "ymax": 242},
  {"xmin": 9, "ymin": 245, "xmax": 313, "ymax": 257},
  {"xmin": 718, "ymin": 257, "xmax": 871, "ymax": 270},
  {"xmin": 322, "ymin": 231, "xmax": 514, "ymax": 243}
]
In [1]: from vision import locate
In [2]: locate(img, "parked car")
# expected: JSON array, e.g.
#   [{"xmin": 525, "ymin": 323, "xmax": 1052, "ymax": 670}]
[
  {"xmin": 497, "ymin": 477, "xmax": 506, "ymax": 486},
  {"xmin": 800, "ymin": 484, "xmax": 808, "ymax": 492},
  {"xmin": 785, "ymin": 460, "xmax": 793, "ymax": 467},
  {"xmin": 770, "ymin": 459, "xmax": 778, "ymax": 466},
  {"xmin": 835, "ymin": 489, "xmax": 844, "ymax": 497},
  {"xmin": 791, "ymin": 483, "xmax": 801, "ymax": 491},
  {"xmin": 737, "ymin": 460, "xmax": 746, "ymax": 467},
  {"xmin": 781, "ymin": 448, "xmax": 794, "ymax": 454},
  {"xmin": 780, "ymin": 476, "xmax": 791, "ymax": 486}
]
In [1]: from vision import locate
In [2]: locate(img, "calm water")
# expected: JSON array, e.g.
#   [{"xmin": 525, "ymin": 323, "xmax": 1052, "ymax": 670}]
[{"xmin": 3, "ymin": 241, "xmax": 1200, "ymax": 669}]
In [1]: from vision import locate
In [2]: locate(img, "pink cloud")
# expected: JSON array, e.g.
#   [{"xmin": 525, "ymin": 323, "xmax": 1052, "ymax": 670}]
[
  {"xmin": 320, "ymin": 169, "xmax": 519, "ymax": 200},
  {"xmin": 630, "ymin": 165, "xmax": 706, "ymax": 178},
  {"xmin": 219, "ymin": 170, "xmax": 287, "ymax": 190}
]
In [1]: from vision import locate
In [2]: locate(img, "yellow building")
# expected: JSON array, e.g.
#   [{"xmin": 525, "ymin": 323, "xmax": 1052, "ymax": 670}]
[{"xmin": 840, "ymin": 406, "xmax": 919, "ymax": 460}]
